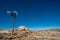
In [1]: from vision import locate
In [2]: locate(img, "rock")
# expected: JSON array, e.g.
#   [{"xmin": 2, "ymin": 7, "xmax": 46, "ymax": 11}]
[{"xmin": 18, "ymin": 26, "xmax": 28, "ymax": 31}]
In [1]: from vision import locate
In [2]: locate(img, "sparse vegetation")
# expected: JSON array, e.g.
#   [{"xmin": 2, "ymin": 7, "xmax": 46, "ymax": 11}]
[{"xmin": 0, "ymin": 28, "xmax": 60, "ymax": 40}]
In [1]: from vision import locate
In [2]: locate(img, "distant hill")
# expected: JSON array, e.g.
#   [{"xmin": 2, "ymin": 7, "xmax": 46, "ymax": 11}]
[
  {"xmin": 49, "ymin": 29, "xmax": 60, "ymax": 31},
  {"xmin": 0, "ymin": 28, "xmax": 5, "ymax": 30}
]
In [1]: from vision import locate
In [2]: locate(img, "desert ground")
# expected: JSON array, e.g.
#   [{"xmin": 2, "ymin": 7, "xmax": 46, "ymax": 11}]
[{"xmin": 0, "ymin": 26, "xmax": 60, "ymax": 40}]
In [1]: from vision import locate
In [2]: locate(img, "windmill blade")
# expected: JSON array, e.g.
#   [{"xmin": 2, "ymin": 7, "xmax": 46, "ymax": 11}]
[
  {"xmin": 13, "ymin": 11, "xmax": 18, "ymax": 16},
  {"xmin": 7, "ymin": 10, "xmax": 11, "ymax": 14}
]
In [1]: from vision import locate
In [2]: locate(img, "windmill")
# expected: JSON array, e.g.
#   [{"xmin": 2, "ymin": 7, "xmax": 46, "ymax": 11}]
[{"xmin": 7, "ymin": 10, "xmax": 18, "ymax": 34}]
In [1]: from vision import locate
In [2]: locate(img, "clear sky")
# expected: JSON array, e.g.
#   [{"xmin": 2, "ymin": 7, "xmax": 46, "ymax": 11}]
[{"xmin": 0, "ymin": 0, "xmax": 60, "ymax": 30}]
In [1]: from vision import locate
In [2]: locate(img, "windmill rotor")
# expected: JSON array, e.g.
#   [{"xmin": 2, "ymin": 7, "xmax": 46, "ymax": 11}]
[{"xmin": 7, "ymin": 11, "xmax": 18, "ymax": 18}]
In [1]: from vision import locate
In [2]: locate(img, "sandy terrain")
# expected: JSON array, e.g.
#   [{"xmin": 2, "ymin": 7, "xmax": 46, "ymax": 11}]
[{"xmin": 0, "ymin": 27, "xmax": 60, "ymax": 40}]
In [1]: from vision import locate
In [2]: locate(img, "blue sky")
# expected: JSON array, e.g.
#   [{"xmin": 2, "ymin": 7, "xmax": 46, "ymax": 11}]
[{"xmin": 0, "ymin": 0, "xmax": 60, "ymax": 30}]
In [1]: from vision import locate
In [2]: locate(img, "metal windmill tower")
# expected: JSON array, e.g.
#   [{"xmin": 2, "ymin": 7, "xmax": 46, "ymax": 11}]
[{"xmin": 7, "ymin": 11, "xmax": 18, "ymax": 34}]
